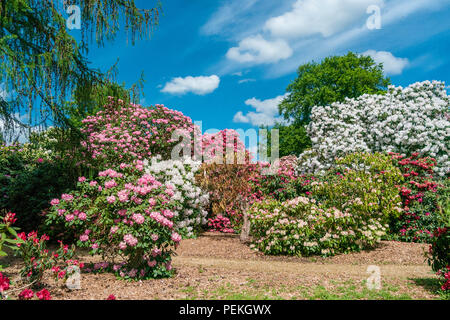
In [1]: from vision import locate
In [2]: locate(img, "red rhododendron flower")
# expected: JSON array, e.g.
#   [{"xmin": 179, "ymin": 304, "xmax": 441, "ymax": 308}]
[
  {"xmin": 18, "ymin": 289, "xmax": 34, "ymax": 300},
  {"xmin": 0, "ymin": 272, "xmax": 10, "ymax": 292},
  {"xmin": 36, "ymin": 289, "xmax": 52, "ymax": 300}
]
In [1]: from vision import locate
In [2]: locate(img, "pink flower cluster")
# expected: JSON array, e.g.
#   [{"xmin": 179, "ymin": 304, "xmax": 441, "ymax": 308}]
[
  {"xmin": 208, "ymin": 215, "xmax": 234, "ymax": 233},
  {"xmin": 202, "ymin": 129, "xmax": 252, "ymax": 163},
  {"xmin": 123, "ymin": 234, "xmax": 138, "ymax": 247},
  {"xmin": 80, "ymin": 98, "xmax": 202, "ymax": 166},
  {"xmin": 149, "ymin": 211, "xmax": 174, "ymax": 229}
]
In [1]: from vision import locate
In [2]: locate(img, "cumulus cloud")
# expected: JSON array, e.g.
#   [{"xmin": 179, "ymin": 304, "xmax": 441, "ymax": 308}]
[
  {"xmin": 264, "ymin": 0, "xmax": 383, "ymax": 39},
  {"xmin": 233, "ymin": 94, "xmax": 287, "ymax": 126},
  {"xmin": 226, "ymin": 34, "xmax": 293, "ymax": 64},
  {"xmin": 363, "ymin": 50, "xmax": 409, "ymax": 75},
  {"xmin": 161, "ymin": 75, "xmax": 220, "ymax": 95}
]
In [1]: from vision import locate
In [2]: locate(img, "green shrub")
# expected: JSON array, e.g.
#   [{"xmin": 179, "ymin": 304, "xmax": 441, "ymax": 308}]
[
  {"xmin": 312, "ymin": 152, "xmax": 404, "ymax": 226},
  {"xmin": 248, "ymin": 152, "xmax": 403, "ymax": 257},
  {"xmin": 427, "ymin": 184, "xmax": 450, "ymax": 292},
  {"xmin": 1, "ymin": 158, "xmax": 76, "ymax": 232},
  {"xmin": 249, "ymin": 196, "xmax": 387, "ymax": 257}
]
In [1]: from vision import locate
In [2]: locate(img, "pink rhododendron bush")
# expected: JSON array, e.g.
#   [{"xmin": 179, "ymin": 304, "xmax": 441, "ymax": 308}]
[
  {"xmin": 201, "ymin": 128, "xmax": 252, "ymax": 163},
  {"xmin": 44, "ymin": 162, "xmax": 183, "ymax": 280},
  {"xmin": 249, "ymin": 153, "xmax": 403, "ymax": 256},
  {"xmin": 80, "ymin": 97, "xmax": 202, "ymax": 168}
]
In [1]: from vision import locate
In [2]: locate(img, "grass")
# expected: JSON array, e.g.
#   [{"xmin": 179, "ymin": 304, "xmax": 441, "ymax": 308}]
[
  {"xmin": 303, "ymin": 281, "xmax": 412, "ymax": 300},
  {"xmin": 178, "ymin": 279, "xmax": 419, "ymax": 300}
]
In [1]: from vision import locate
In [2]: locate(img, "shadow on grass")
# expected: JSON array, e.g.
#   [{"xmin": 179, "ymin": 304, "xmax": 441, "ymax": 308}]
[{"xmin": 411, "ymin": 277, "xmax": 441, "ymax": 296}]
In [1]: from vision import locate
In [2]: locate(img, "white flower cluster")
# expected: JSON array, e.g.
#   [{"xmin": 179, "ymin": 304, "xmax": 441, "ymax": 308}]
[
  {"xmin": 143, "ymin": 155, "xmax": 209, "ymax": 238},
  {"xmin": 298, "ymin": 81, "xmax": 450, "ymax": 176}
]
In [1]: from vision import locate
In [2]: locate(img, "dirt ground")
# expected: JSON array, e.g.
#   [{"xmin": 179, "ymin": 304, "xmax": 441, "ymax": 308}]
[{"xmin": 1, "ymin": 232, "xmax": 441, "ymax": 300}]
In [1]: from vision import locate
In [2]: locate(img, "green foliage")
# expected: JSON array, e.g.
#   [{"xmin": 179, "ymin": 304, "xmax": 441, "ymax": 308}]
[
  {"xmin": 0, "ymin": 142, "xmax": 77, "ymax": 232},
  {"xmin": 14, "ymin": 231, "xmax": 78, "ymax": 285},
  {"xmin": 426, "ymin": 183, "xmax": 450, "ymax": 292},
  {"xmin": 248, "ymin": 152, "xmax": 403, "ymax": 257},
  {"xmin": 249, "ymin": 196, "xmax": 387, "ymax": 257},
  {"xmin": 263, "ymin": 122, "xmax": 311, "ymax": 157},
  {"xmin": 0, "ymin": 0, "xmax": 160, "ymax": 138},
  {"xmin": 68, "ymin": 73, "xmax": 145, "ymax": 128},
  {"xmin": 0, "ymin": 212, "xmax": 23, "ymax": 271},
  {"xmin": 388, "ymin": 153, "xmax": 446, "ymax": 243},
  {"xmin": 314, "ymin": 152, "xmax": 404, "ymax": 225},
  {"xmin": 279, "ymin": 51, "xmax": 391, "ymax": 124}
]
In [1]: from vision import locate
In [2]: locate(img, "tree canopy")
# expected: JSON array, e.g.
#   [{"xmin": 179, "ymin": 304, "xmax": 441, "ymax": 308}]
[
  {"xmin": 279, "ymin": 51, "xmax": 391, "ymax": 124},
  {"xmin": 0, "ymin": 0, "xmax": 161, "ymax": 141}
]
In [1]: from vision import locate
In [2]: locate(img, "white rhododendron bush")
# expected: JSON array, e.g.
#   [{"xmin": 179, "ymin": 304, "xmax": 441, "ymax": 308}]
[
  {"xmin": 144, "ymin": 156, "xmax": 209, "ymax": 238},
  {"xmin": 298, "ymin": 81, "xmax": 450, "ymax": 176}
]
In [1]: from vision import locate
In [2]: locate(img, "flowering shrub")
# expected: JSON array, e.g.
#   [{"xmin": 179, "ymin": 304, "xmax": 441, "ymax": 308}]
[
  {"xmin": 249, "ymin": 196, "xmax": 387, "ymax": 256},
  {"xmin": 80, "ymin": 97, "xmax": 202, "ymax": 168},
  {"xmin": 0, "ymin": 212, "xmax": 22, "ymax": 270},
  {"xmin": 45, "ymin": 162, "xmax": 182, "ymax": 280},
  {"xmin": 143, "ymin": 156, "xmax": 209, "ymax": 238},
  {"xmin": 298, "ymin": 81, "xmax": 450, "ymax": 177},
  {"xmin": 248, "ymin": 153, "xmax": 404, "ymax": 257},
  {"xmin": 426, "ymin": 185, "xmax": 450, "ymax": 293},
  {"xmin": 15, "ymin": 231, "xmax": 79, "ymax": 285},
  {"xmin": 389, "ymin": 153, "xmax": 445, "ymax": 242},
  {"xmin": 202, "ymin": 129, "xmax": 252, "ymax": 163},
  {"xmin": 312, "ymin": 153, "xmax": 404, "ymax": 226},
  {"xmin": 208, "ymin": 215, "xmax": 234, "ymax": 233},
  {"xmin": 195, "ymin": 159, "xmax": 261, "ymax": 231}
]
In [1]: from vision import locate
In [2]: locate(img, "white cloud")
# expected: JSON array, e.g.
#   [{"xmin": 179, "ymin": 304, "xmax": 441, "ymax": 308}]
[
  {"xmin": 226, "ymin": 34, "xmax": 293, "ymax": 64},
  {"xmin": 264, "ymin": 0, "xmax": 383, "ymax": 39},
  {"xmin": 238, "ymin": 78, "xmax": 256, "ymax": 84},
  {"xmin": 233, "ymin": 94, "xmax": 287, "ymax": 126},
  {"xmin": 232, "ymin": 71, "xmax": 243, "ymax": 77},
  {"xmin": 161, "ymin": 75, "xmax": 220, "ymax": 95},
  {"xmin": 233, "ymin": 111, "xmax": 250, "ymax": 124},
  {"xmin": 200, "ymin": 0, "xmax": 260, "ymax": 36},
  {"xmin": 363, "ymin": 50, "xmax": 409, "ymax": 75},
  {"xmin": 216, "ymin": 0, "xmax": 448, "ymax": 77}
]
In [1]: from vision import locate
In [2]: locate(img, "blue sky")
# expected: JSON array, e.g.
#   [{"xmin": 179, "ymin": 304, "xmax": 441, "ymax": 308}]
[{"xmin": 78, "ymin": 0, "xmax": 450, "ymax": 136}]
